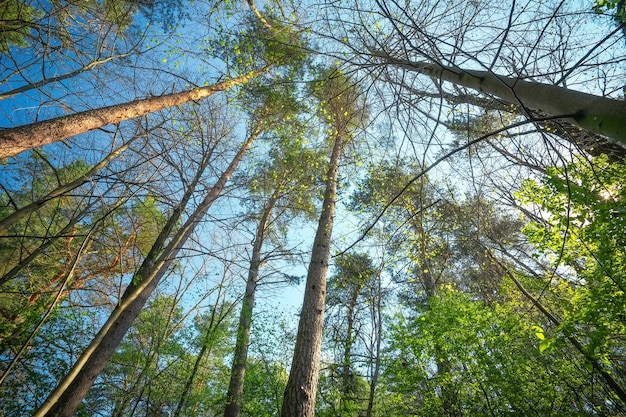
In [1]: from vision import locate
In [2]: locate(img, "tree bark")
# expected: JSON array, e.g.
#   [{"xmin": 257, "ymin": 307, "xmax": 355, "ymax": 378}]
[
  {"xmin": 374, "ymin": 52, "xmax": 626, "ymax": 146},
  {"xmin": 224, "ymin": 192, "xmax": 278, "ymax": 417},
  {"xmin": 0, "ymin": 67, "xmax": 267, "ymax": 160},
  {"xmin": 33, "ymin": 127, "xmax": 258, "ymax": 417},
  {"xmin": 281, "ymin": 132, "xmax": 345, "ymax": 417},
  {"xmin": 385, "ymin": 77, "xmax": 626, "ymax": 161}
]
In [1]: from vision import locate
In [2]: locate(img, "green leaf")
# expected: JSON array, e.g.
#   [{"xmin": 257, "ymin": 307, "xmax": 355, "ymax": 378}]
[{"xmin": 531, "ymin": 325, "xmax": 545, "ymax": 340}]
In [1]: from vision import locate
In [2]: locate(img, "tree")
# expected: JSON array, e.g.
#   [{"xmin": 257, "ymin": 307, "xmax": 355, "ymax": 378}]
[
  {"xmin": 98, "ymin": 295, "xmax": 194, "ymax": 417},
  {"xmin": 281, "ymin": 67, "xmax": 368, "ymax": 417},
  {"xmin": 32, "ymin": 98, "xmax": 264, "ymax": 417},
  {"xmin": 173, "ymin": 285, "xmax": 237, "ymax": 417},
  {"xmin": 0, "ymin": 0, "xmax": 42, "ymax": 52},
  {"xmin": 0, "ymin": 70, "xmax": 264, "ymax": 159},
  {"xmin": 315, "ymin": 1, "xmax": 626, "ymax": 164},
  {"xmin": 371, "ymin": 52, "xmax": 626, "ymax": 146},
  {"xmin": 382, "ymin": 287, "xmax": 618, "ymax": 415},
  {"xmin": 515, "ymin": 154, "xmax": 626, "ymax": 407},
  {"xmin": 224, "ymin": 86, "xmax": 322, "ymax": 417},
  {"xmin": 0, "ymin": 150, "xmax": 163, "ymax": 360},
  {"xmin": 0, "ymin": 12, "xmax": 308, "ymax": 159},
  {"xmin": 319, "ymin": 253, "xmax": 378, "ymax": 417}
]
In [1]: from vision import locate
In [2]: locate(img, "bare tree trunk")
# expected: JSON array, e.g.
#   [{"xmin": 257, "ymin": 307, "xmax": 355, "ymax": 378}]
[
  {"xmin": 281, "ymin": 132, "xmax": 345, "ymax": 417},
  {"xmin": 385, "ymin": 78, "xmax": 626, "ymax": 161},
  {"xmin": 0, "ymin": 67, "xmax": 267, "ymax": 159},
  {"xmin": 33, "ymin": 128, "xmax": 258, "ymax": 417},
  {"xmin": 224, "ymin": 192, "xmax": 278, "ymax": 417},
  {"xmin": 365, "ymin": 274, "xmax": 383, "ymax": 417},
  {"xmin": 373, "ymin": 52, "xmax": 626, "ymax": 145}
]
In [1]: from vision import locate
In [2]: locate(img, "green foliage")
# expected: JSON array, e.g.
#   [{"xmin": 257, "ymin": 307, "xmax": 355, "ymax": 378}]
[
  {"xmin": 1, "ymin": 0, "xmax": 153, "ymax": 54},
  {"xmin": 209, "ymin": 13, "xmax": 308, "ymax": 78},
  {"xmin": 316, "ymin": 367, "xmax": 370, "ymax": 417},
  {"xmin": 131, "ymin": 195, "xmax": 167, "ymax": 256},
  {"xmin": 516, "ymin": 154, "xmax": 626, "ymax": 368},
  {"xmin": 241, "ymin": 357, "xmax": 288, "ymax": 417},
  {"xmin": 246, "ymin": 140, "xmax": 324, "ymax": 222},
  {"xmin": 594, "ymin": 0, "xmax": 626, "ymax": 22},
  {"xmin": 0, "ymin": 306, "xmax": 97, "ymax": 416},
  {"xmin": 383, "ymin": 290, "xmax": 607, "ymax": 415},
  {"xmin": 0, "ymin": 155, "xmax": 94, "ymax": 353},
  {"xmin": 0, "ymin": 154, "xmax": 166, "ymax": 358},
  {"xmin": 0, "ymin": 0, "xmax": 43, "ymax": 52},
  {"xmin": 328, "ymin": 253, "xmax": 376, "ymax": 297},
  {"xmin": 310, "ymin": 66, "xmax": 368, "ymax": 139},
  {"xmin": 241, "ymin": 82, "xmax": 325, "ymax": 223},
  {"xmin": 97, "ymin": 295, "xmax": 196, "ymax": 416},
  {"xmin": 256, "ymin": 18, "xmax": 309, "ymax": 68},
  {"xmin": 320, "ymin": 253, "xmax": 378, "ymax": 417},
  {"xmin": 351, "ymin": 161, "xmax": 517, "ymax": 303}
]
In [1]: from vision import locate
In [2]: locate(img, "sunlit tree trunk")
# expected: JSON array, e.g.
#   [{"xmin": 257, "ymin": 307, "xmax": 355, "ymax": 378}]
[
  {"xmin": 0, "ymin": 68, "xmax": 267, "ymax": 159},
  {"xmin": 281, "ymin": 132, "xmax": 345, "ymax": 417},
  {"xmin": 373, "ymin": 52, "xmax": 626, "ymax": 145}
]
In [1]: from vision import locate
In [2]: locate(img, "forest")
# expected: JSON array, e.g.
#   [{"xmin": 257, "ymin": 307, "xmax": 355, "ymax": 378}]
[{"xmin": 1, "ymin": 0, "xmax": 625, "ymax": 416}]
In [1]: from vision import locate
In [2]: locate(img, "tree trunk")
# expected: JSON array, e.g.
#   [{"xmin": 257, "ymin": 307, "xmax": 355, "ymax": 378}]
[
  {"xmin": 281, "ymin": 132, "xmax": 345, "ymax": 417},
  {"xmin": 0, "ymin": 67, "xmax": 267, "ymax": 159},
  {"xmin": 173, "ymin": 286, "xmax": 231, "ymax": 417},
  {"xmin": 339, "ymin": 284, "xmax": 361, "ymax": 411},
  {"xmin": 365, "ymin": 275, "xmax": 383, "ymax": 417},
  {"xmin": 224, "ymin": 192, "xmax": 278, "ymax": 417},
  {"xmin": 386, "ymin": 78, "xmax": 626, "ymax": 161},
  {"xmin": 33, "ymin": 128, "xmax": 258, "ymax": 417},
  {"xmin": 374, "ymin": 52, "xmax": 626, "ymax": 146}
]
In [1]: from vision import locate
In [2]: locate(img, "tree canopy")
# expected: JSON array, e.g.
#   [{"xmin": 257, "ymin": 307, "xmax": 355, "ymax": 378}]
[{"xmin": 1, "ymin": 0, "xmax": 626, "ymax": 416}]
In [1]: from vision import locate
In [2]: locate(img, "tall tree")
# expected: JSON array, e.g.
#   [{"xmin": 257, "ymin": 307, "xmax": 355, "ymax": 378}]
[
  {"xmin": 224, "ymin": 88, "xmax": 322, "ymax": 417},
  {"xmin": 0, "ymin": 12, "xmax": 307, "ymax": 159},
  {"xmin": 515, "ymin": 154, "xmax": 626, "ymax": 406},
  {"xmin": 33, "ymin": 99, "xmax": 263, "ymax": 417},
  {"xmin": 0, "ymin": 70, "xmax": 264, "ymax": 159},
  {"xmin": 281, "ymin": 67, "xmax": 368, "ymax": 417},
  {"xmin": 371, "ymin": 52, "xmax": 626, "ymax": 146}
]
